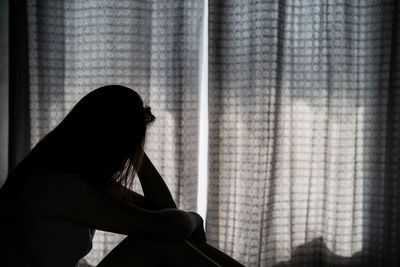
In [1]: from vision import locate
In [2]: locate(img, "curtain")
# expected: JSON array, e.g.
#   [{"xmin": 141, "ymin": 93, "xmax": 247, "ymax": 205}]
[
  {"xmin": 207, "ymin": 1, "xmax": 399, "ymax": 267},
  {"xmin": 26, "ymin": 0, "xmax": 203, "ymax": 265},
  {"xmin": 10, "ymin": 0, "xmax": 400, "ymax": 266}
]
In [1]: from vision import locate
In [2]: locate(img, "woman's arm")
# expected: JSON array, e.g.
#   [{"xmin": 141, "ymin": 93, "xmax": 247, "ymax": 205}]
[
  {"xmin": 101, "ymin": 152, "xmax": 206, "ymax": 242},
  {"xmin": 103, "ymin": 179, "xmax": 154, "ymax": 210},
  {"xmin": 136, "ymin": 152, "xmax": 177, "ymax": 209},
  {"xmin": 60, "ymin": 188, "xmax": 199, "ymax": 241},
  {"xmin": 136, "ymin": 152, "xmax": 207, "ymax": 243}
]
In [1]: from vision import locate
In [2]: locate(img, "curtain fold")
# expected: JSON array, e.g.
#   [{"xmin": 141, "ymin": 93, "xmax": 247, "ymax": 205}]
[
  {"xmin": 207, "ymin": 1, "xmax": 399, "ymax": 266},
  {"xmin": 26, "ymin": 0, "xmax": 203, "ymax": 265}
]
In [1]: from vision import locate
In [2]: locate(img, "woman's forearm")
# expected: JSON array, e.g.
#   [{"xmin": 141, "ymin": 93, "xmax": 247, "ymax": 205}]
[
  {"xmin": 137, "ymin": 152, "xmax": 177, "ymax": 209},
  {"xmin": 104, "ymin": 180, "xmax": 154, "ymax": 209},
  {"xmin": 61, "ymin": 189, "xmax": 193, "ymax": 241}
]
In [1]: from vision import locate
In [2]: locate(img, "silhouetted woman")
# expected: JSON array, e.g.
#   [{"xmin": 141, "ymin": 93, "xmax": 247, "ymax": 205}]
[{"xmin": 0, "ymin": 85, "xmax": 244, "ymax": 267}]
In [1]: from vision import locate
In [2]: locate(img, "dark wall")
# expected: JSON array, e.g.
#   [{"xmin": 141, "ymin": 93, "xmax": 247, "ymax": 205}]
[{"xmin": 0, "ymin": 0, "xmax": 9, "ymax": 185}]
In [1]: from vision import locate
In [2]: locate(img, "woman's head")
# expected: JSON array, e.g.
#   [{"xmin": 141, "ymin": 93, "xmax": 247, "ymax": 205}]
[{"xmin": 16, "ymin": 85, "xmax": 155, "ymax": 187}]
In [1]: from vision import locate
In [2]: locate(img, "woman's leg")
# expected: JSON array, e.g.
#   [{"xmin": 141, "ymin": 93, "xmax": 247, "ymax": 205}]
[
  {"xmin": 188, "ymin": 241, "xmax": 246, "ymax": 267},
  {"xmin": 96, "ymin": 236, "xmax": 220, "ymax": 267}
]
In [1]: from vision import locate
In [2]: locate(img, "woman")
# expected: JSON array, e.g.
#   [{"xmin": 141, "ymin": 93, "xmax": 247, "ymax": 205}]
[{"xmin": 0, "ymin": 85, "xmax": 244, "ymax": 267}]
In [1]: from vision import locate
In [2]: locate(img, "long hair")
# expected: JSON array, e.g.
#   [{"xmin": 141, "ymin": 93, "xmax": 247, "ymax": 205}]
[{"xmin": 5, "ymin": 85, "xmax": 155, "ymax": 189}]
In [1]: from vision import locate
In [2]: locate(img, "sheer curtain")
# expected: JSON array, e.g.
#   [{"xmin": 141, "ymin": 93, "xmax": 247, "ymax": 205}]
[
  {"xmin": 10, "ymin": 0, "xmax": 400, "ymax": 266},
  {"xmin": 207, "ymin": 1, "xmax": 399, "ymax": 266},
  {"xmin": 26, "ymin": 0, "xmax": 203, "ymax": 265}
]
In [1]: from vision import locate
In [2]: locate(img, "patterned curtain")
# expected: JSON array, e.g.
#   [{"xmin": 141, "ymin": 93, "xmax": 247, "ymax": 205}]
[
  {"xmin": 207, "ymin": 1, "xmax": 399, "ymax": 267},
  {"xmin": 26, "ymin": 0, "xmax": 203, "ymax": 265}
]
